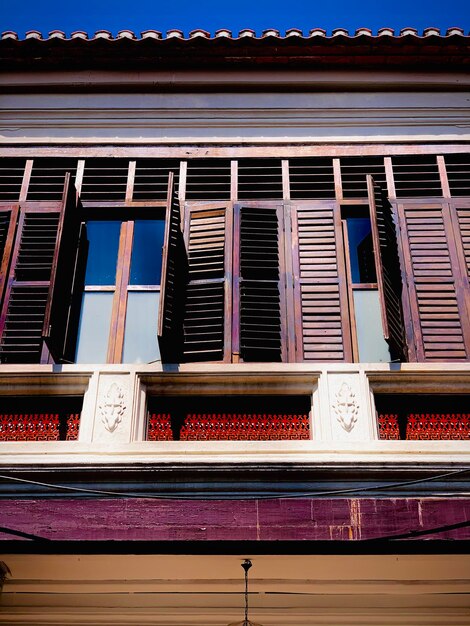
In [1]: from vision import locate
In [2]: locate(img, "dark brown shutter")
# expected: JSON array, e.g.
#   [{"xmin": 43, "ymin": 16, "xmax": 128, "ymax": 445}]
[
  {"xmin": 291, "ymin": 202, "xmax": 352, "ymax": 362},
  {"xmin": 181, "ymin": 202, "xmax": 232, "ymax": 362},
  {"xmin": 0, "ymin": 198, "xmax": 64, "ymax": 363},
  {"xmin": 158, "ymin": 171, "xmax": 187, "ymax": 362},
  {"xmin": 233, "ymin": 205, "xmax": 286, "ymax": 362},
  {"xmin": 397, "ymin": 202, "xmax": 470, "ymax": 361},
  {"xmin": 367, "ymin": 175, "xmax": 408, "ymax": 361},
  {"xmin": 0, "ymin": 205, "xmax": 19, "ymax": 304},
  {"xmin": 42, "ymin": 173, "xmax": 84, "ymax": 362}
]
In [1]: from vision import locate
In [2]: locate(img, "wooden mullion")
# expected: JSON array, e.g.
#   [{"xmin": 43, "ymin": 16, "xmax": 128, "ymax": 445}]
[
  {"xmin": 19, "ymin": 160, "xmax": 33, "ymax": 202},
  {"xmin": 437, "ymin": 155, "xmax": 451, "ymax": 199},
  {"xmin": 282, "ymin": 160, "xmax": 290, "ymax": 201},
  {"xmin": 106, "ymin": 222, "xmax": 130, "ymax": 363},
  {"xmin": 75, "ymin": 160, "xmax": 85, "ymax": 195},
  {"xmin": 384, "ymin": 157, "xmax": 396, "ymax": 200},
  {"xmin": 115, "ymin": 221, "xmax": 134, "ymax": 362},
  {"xmin": 230, "ymin": 160, "xmax": 238, "ymax": 202},
  {"xmin": 179, "ymin": 161, "xmax": 187, "ymax": 203},
  {"xmin": 333, "ymin": 158, "xmax": 343, "ymax": 201},
  {"xmin": 341, "ymin": 220, "xmax": 359, "ymax": 362},
  {"xmin": 126, "ymin": 160, "xmax": 136, "ymax": 202}
]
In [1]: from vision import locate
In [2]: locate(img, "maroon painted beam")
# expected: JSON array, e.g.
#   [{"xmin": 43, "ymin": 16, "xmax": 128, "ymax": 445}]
[{"xmin": 1, "ymin": 498, "xmax": 470, "ymax": 542}]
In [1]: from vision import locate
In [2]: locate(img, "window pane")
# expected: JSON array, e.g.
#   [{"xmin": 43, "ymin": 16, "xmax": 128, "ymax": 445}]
[
  {"xmin": 129, "ymin": 219, "xmax": 165, "ymax": 285},
  {"xmin": 85, "ymin": 221, "xmax": 121, "ymax": 285},
  {"xmin": 75, "ymin": 292, "xmax": 113, "ymax": 363},
  {"xmin": 346, "ymin": 217, "xmax": 377, "ymax": 283},
  {"xmin": 353, "ymin": 290, "xmax": 391, "ymax": 363},
  {"xmin": 122, "ymin": 291, "xmax": 160, "ymax": 363}
]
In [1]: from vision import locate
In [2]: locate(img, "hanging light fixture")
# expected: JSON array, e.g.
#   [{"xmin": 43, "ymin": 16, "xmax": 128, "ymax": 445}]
[{"xmin": 227, "ymin": 559, "xmax": 264, "ymax": 626}]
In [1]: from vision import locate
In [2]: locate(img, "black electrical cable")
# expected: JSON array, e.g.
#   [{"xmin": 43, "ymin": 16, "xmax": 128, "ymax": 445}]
[{"xmin": 0, "ymin": 467, "xmax": 469, "ymax": 500}]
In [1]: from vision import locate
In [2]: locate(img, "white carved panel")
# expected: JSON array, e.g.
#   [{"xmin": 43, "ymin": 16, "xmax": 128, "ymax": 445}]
[
  {"xmin": 93, "ymin": 374, "xmax": 132, "ymax": 443},
  {"xmin": 326, "ymin": 372, "xmax": 372, "ymax": 441}
]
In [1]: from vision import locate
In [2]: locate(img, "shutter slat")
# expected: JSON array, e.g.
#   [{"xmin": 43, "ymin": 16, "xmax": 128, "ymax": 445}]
[
  {"xmin": 292, "ymin": 203, "xmax": 351, "ymax": 362},
  {"xmin": 158, "ymin": 172, "xmax": 187, "ymax": 361},
  {"xmin": 182, "ymin": 204, "xmax": 230, "ymax": 362},
  {"xmin": 399, "ymin": 203, "xmax": 470, "ymax": 361},
  {"xmin": 368, "ymin": 176, "xmax": 408, "ymax": 360},
  {"xmin": 237, "ymin": 206, "xmax": 284, "ymax": 362},
  {"xmin": 457, "ymin": 207, "xmax": 470, "ymax": 277}
]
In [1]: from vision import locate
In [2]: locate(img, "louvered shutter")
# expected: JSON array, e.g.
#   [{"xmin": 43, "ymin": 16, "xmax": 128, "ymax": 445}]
[
  {"xmin": 0, "ymin": 198, "xmax": 65, "ymax": 363},
  {"xmin": 397, "ymin": 202, "xmax": 470, "ymax": 360},
  {"xmin": 291, "ymin": 202, "xmax": 352, "ymax": 362},
  {"xmin": 0, "ymin": 205, "xmax": 19, "ymax": 304},
  {"xmin": 182, "ymin": 203, "xmax": 232, "ymax": 362},
  {"xmin": 456, "ymin": 205, "xmax": 470, "ymax": 279},
  {"xmin": 42, "ymin": 173, "xmax": 84, "ymax": 362},
  {"xmin": 233, "ymin": 205, "xmax": 286, "ymax": 362},
  {"xmin": 367, "ymin": 175, "xmax": 408, "ymax": 361},
  {"xmin": 158, "ymin": 172, "xmax": 187, "ymax": 362}
]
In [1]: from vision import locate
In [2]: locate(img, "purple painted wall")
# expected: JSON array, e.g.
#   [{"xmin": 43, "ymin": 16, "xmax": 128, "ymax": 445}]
[{"xmin": 1, "ymin": 498, "xmax": 470, "ymax": 542}]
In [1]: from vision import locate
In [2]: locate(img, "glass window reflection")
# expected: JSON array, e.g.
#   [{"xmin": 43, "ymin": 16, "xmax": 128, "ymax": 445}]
[
  {"xmin": 129, "ymin": 219, "xmax": 165, "ymax": 285},
  {"xmin": 345, "ymin": 217, "xmax": 377, "ymax": 284},
  {"xmin": 84, "ymin": 221, "xmax": 121, "ymax": 285}
]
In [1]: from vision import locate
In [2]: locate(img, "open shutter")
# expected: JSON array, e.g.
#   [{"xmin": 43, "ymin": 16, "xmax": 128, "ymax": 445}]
[
  {"xmin": 182, "ymin": 202, "xmax": 232, "ymax": 362},
  {"xmin": 291, "ymin": 202, "xmax": 352, "ymax": 362},
  {"xmin": 42, "ymin": 173, "xmax": 84, "ymax": 362},
  {"xmin": 367, "ymin": 175, "xmax": 408, "ymax": 361},
  {"xmin": 0, "ymin": 205, "xmax": 19, "ymax": 304},
  {"xmin": 157, "ymin": 171, "xmax": 187, "ymax": 361},
  {"xmin": 456, "ymin": 205, "xmax": 470, "ymax": 279},
  {"xmin": 397, "ymin": 202, "xmax": 470, "ymax": 361},
  {"xmin": 0, "ymin": 197, "xmax": 66, "ymax": 363},
  {"xmin": 233, "ymin": 205, "xmax": 286, "ymax": 362}
]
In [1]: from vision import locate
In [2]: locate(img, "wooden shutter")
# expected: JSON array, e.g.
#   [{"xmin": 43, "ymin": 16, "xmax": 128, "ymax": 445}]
[
  {"xmin": 291, "ymin": 202, "xmax": 352, "ymax": 362},
  {"xmin": 367, "ymin": 175, "xmax": 408, "ymax": 361},
  {"xmin": 456, "ymin": 205, "xmax": 470, "ymax": 279},
  {"xmin": 0, "ymin": 205, "xmax": 19, "ymax": 304},
  {"xmin": 233, "ymin": 204, "xmax": 286, "ymax": 362},
  {"xmin": 158, "ymin": 172, "xmax": 187, "ymax": 361},
  {"xmin": 397, "ymin": 202, "xmax": 470, "ymax": 361},
  {"xmin": 182, "ymin": 202, "xmax": 232, "ymax": 362},
  {"xmin": 42, "ymin": 173, "xmax": 84, "ymax": 362},
  {"xmin": 0, "ymin": 197, "xmax": 66, "ymax": 363}
]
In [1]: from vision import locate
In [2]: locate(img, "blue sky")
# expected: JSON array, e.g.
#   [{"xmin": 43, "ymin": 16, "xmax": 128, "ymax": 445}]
[{"xmin": 1, "ymin": 0, "xmax": 469, "ymax": 36}]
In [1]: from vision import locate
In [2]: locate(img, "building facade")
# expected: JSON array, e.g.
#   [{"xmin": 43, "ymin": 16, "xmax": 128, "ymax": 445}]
[{"xmin": 0, "ymin": 27, "xmax": 470, "ymax": 625}]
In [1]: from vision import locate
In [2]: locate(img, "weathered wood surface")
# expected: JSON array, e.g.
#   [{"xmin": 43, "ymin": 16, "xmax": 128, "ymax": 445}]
[{"xmin": 1, "ymin": 497, "xmax": 470, "ymax": 542}]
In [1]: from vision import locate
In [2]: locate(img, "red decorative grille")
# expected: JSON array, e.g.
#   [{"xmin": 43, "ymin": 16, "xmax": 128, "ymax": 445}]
[
  {"xmin": 65, "ymin": 413, "xmax": 81, "ymax": 441},
  {"xmin": 147, "ymin": 412, "xmax": 310, "ymax": 441},
  {"xmin": 406, "ymin": 413, "xmax": 470, "ymax": 440},
  {"xmin": 377, "ymin": 413, "xmax": 400, "ymax": 440},
  {"xmin": 378, "ymin": 412, "xmax": 470, "ymax": 440},
  {"xmin": 147, "ymin": 413, "xmax": 173, "ymax": 441},
  {"xmin": 0, "ymin": 412, "xmax": 80, "ymax": 441}
]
